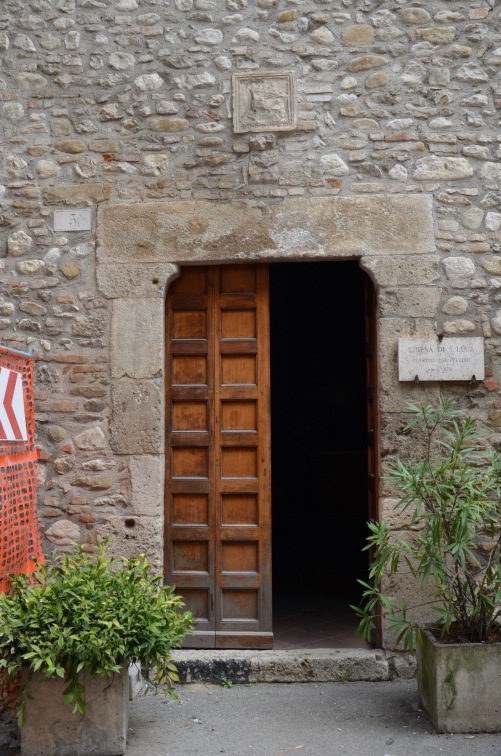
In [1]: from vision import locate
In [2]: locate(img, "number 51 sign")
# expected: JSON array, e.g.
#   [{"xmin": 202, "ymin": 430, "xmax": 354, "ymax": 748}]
[{"xmin": 53, "ymin": 209, "xmax": 92, "ymax": 232}]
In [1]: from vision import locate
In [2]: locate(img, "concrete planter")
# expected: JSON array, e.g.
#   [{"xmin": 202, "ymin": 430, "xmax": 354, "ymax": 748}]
[
  {"xmin": 21, "ymin": 665, "xmax": 128, "ymax": 756},
  {"xmin": 416, "ymin": 627, "xmax": 501, "ymax": 733}
]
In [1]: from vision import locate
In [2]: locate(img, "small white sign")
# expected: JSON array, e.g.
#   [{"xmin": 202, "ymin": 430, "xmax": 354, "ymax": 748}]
[
  {"xmin": 399, "ymin": 337, "xmax": 485, "ymax": 382},
  {"xmin": 53, "ymin": 209, "xmax": 92, "ymax": 232}
]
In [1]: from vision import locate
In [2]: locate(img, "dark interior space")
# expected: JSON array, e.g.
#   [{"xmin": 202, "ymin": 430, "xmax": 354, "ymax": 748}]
[{"xmin": 269, "ymin": 261, "xmax": 370, "ymax": 648}]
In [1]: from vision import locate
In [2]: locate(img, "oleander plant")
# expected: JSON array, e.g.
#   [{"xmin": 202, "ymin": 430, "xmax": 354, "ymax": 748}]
[{"xmin": 352, "ymin": 398, "xmax": 501, "ymax": 650}]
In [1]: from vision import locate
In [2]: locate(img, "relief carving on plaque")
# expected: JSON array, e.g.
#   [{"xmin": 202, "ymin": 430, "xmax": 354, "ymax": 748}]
[{"xmin": 232, "ymin": 72, "xmax": 297, "ymax": 134}]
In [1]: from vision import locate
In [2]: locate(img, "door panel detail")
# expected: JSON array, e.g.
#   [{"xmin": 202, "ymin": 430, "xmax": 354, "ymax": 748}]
[{"xmin": 165, "ymin": 264, "xmax": 272, "ymax": 649}]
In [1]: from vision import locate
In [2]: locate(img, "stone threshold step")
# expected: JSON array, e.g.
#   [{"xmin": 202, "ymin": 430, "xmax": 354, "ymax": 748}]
[{"xmin": 172, "ymin": 649, "xmax": 399, "ymax": 684}]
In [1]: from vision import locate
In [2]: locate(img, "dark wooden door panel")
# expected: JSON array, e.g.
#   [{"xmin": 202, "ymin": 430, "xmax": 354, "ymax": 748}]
[
  {"xmin": 165, "ymin": 264, "xmax": 272, "ymax": 649},
  {"xmin": 165, "ymin": 266, "xmax": 215, "ymax": 647}
]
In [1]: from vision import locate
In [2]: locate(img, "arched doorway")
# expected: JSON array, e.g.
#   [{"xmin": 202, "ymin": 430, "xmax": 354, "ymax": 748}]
[{"xmin": 164, "ymin": 261, "xmax": 377, "ymax": 649}]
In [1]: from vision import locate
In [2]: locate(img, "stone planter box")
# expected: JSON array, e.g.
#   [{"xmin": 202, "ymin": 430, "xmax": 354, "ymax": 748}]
[
  {"xmin": 417, "ymin": 627, "xmax": 501, "ymax": 733},
  {"xmin": 21, "ymin": 665, "xmax": 128, "ymax": 756}
]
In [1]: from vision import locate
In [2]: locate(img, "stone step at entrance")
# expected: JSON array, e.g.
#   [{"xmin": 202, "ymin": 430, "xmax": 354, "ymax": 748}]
[{"xmin": 171, "ymin": 649, "xmax": 412, "ymax": 685}]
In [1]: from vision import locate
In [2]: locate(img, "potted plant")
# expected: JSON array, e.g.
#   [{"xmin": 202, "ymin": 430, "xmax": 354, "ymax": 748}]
[
  {"xmin": 352, "ymin": 398, "xmax": 501, "ymax": 733},
  {"xmin": 0, "ymin": 542, "xmax": 193, "ymax": 755}
]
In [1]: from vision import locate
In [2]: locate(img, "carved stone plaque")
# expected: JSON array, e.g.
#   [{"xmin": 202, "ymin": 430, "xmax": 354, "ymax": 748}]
[
  {"xmin": 232, "ymin": 71, "xmax": 297, "ymax": 134},
  {"xmin": 398, "ymin": 337, "xmax": 485, "ymax": 382}
]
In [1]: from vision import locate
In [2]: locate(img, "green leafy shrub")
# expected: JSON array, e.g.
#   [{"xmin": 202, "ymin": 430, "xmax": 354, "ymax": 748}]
[
  {"xmin": 352, "ymin": 398, "xmax": 501, "ymax": 650},
  {"xmin": 0, "ymin": 543, "xmax": 193, "ymax": 722}
]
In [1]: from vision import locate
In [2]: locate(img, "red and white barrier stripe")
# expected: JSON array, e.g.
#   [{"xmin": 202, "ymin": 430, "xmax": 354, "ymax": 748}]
[{"xmin": 0, "ymin": 367, "xmax": 27, "ymax": 441}]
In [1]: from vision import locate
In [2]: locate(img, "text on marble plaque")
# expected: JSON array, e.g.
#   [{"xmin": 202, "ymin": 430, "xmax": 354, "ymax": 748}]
[{"xmin": 398, "ymin": 338, "xmax": 485, "ymax": 382}]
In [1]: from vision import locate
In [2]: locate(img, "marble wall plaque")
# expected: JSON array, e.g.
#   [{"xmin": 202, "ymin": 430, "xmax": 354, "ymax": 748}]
[
  {"xmin": 54, "ymin": 208, "xmax": 92, "ymax": 232},
  {"xmin": 232, "ymin": 71, "xmax": 297, "ymax": 134},
  {"xmin": 398, "ymin": 337, "xmax": 485, "ymax": 381}
]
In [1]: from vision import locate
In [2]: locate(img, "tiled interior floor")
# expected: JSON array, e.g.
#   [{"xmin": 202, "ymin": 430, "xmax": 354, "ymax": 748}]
[{"xmin": 272, "ymin": 591, "xmax": 371, "ymax": 650}]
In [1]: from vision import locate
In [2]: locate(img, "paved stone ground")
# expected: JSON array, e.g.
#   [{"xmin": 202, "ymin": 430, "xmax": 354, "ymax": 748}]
[
  {"xmin": 125, "ymin": 681, "xmax": 501, "ymax": 756},
  {"xmin": 3, "ymin": 680, "xmax": 501, "ymax": 755}
]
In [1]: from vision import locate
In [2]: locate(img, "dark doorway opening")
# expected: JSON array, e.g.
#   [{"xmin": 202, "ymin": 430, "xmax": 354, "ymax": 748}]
[{"xmin": 270, "ymin": 261, "xmax": 371, "ymax": 649}]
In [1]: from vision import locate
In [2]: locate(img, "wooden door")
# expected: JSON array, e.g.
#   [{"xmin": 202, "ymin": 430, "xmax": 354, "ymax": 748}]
[{"xmin": 165, "ymin": 264, "xmax": 272, "ymax": 649}]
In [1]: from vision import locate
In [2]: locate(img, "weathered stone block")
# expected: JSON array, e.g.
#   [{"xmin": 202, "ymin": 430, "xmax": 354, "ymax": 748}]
[
  {"xmin": 17, "ymin": 260, "xmax": 44, "ymax": 276},
  {"xmin": 173, "ymin": 649, "xmax": 389, "ymax": 684},
  {"xmin": 108, "ymin": 52, "xmax": 135, "ymax": 70},
  {"xmin": 361, "ymin": 256, "xmax": 440, "ymax": 287},
  {"xmin": 98, "ymin": 515, "xmax": 163, "ymax": 572},
  {"xmin": 42, "ymin": 183, "xmax": 112, "ymax": 206},
  {"xmin": 481, "ymin": 256, "xmax": 501, "ymax": 276},
  {"xmin": 343, "ymin": 25, "xmax": 374, "ymax": 46},
  {"xmin": 443, "ymin": 257, "xmax": 475, "ymax": 279},
  {"xmin": 417, "ymin": 629, "xmax": 501, "ymax": 733},
  {"xmin": 380, "ymin": 497, "xmax": 421, "ymax": 531},
  {"xmin": 442, "ymin": 296, "xmax": 468, "ymax": 316},
  {"xmin": 47, "ymin": 425, "xmax": 68, "ymax": 443},
  {"xmin": 414, "ymin": 156, "xmax": 473, "ymax": 180},
  {"xmin": 98, "ymin": 201, "xmax": 272, "ymax": 264},
  {"xmin": 45, "ymin": 519, "xmax": 81, "ymax": 546},
  {"xmin": 149, "ymin": 117, "xmax": 189, "ymax": 132},
  {"xmin": 382, "ymin": 553, "xmax": 435, "ymax": 649},
  {"xmin": 400, "ymin": 8, "xmax": 430, "ymax": 25},
  {"xmin": 419, "ymin": 27, "xmax": 456, "ymax": 45},
  {"xmin": 60, "ymin": 261, "xmax": 81, "ymax": 279},
  {"xmin": 73, "ymin": 474, "xmax": 113, "ymax": 491},
  {"xmin": 442, "ymin": 319, "xmax": 476, "ymax": 335},
  {"xmin": 130, "ymin": 455, "xmax": 163, "ymax": 517},
  {"xmin": 111, "ymin": 378, "xmax": 163, "ymax": 454},
  {"xmin": 54, "ymin": 139, "xmax": 86, "ymax": 154},
  {"xmin": 74, "ymin": 426, "xmax": 106, "ymax": 450},
  {"xmin": 70, "ymin": 385, "xmax": 106, "ymax": 398},
  {"xmin": 21, "ymin": 666, "xmax": 128, "ymax": 756},
  {"xmin": 378, "ymin": 317, "xmax": 440, "ymax": 413},
  {"xmin": 379, "ymin": 286, "xmax": 441, "ymax": 317},
  {"xmin": 97, "ymin": 196, "xmax": 435, "ymax": 265},
  {"xmin": 346, "ymin": 55, "xmax": 387, "ymax": 72},
  {"xmin": 97, "ymin": 263, "xmax": 179, "ymax": 299},
  {"xmin": 72, "ymin": 311, "xmax": 105, "ymax": 338},
  {"xmin": 7, "ymin": 230, "xmax": 33, "ymax": 257},
  {"xmin": 320, "ymin": 153, "xmax": 349, "ymax": 176},
  {"xmin": 248, "ymin": 150, "xmax": 279, "ymax": 184},
  {"xmin": 111, "ymin": 299, "xmax": 163, "ymax": 379}
]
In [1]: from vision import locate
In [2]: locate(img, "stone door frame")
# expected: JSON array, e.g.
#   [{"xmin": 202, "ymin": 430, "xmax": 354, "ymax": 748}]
[{"xmin": 96, "ymin": 195, "xmax": 438, "ymax": 570}]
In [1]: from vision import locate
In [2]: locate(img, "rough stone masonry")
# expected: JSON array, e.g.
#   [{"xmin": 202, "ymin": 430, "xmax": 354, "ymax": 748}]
[{"xmin": 0, "ymin": 0, "xmax": 500, "ymax": 646}]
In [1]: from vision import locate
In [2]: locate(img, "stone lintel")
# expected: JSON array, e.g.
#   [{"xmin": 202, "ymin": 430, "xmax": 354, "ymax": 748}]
[{"xmin": 97, "ymin": 195, "xmax": 435, "ymax": 265}]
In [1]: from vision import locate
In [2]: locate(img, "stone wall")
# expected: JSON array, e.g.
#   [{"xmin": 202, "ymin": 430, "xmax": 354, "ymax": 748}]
[{"xmin": 0, "ymin": 0, "xmax": 500, "ymax": 617}]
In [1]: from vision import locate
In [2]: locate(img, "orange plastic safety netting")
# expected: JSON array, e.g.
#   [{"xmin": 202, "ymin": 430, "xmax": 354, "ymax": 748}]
[
  {"xmin": 0, "ymin": 346, "xmax": 43, "ymax": 591},
  {"xmin": 0, "ymin": 346, "xmax": 44, "ymax": 715},
  {"xmin": 0, "ymin": 457, "xmax": 43, "ymax": 592}
]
